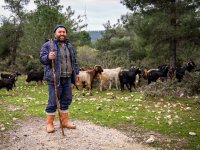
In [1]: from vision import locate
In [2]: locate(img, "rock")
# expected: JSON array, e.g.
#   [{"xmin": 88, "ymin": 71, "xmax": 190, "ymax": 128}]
[
  {"xmin": 106, "ymin": 92, "xmax": 113, "ymax": 96},
  {"xmin": 13, "ymin": 118, "xmax": 18, "ymax": 121},
  {"xmin": 185, "ymin": 107, "xmax": 192, "ymax": 111},
  {"xmin": 180, "ymin": 93, "xmax": 184, "ymax": 97},
  {"xmin": 189, "ymin": 132, "xmax": 196, "ymax": 136},
  {"xmin": 96, "ymin": 106, "xmax": 102, "ymax": 110},
  {"xmin": 145, "ymin": 135, "xmax": 155, "ymax": 143},
  {"xmin": 159, "ymin": 98, "xmax": 164, "ymax": 102},
  {"xmin": 1, "ymin": 127, "xmax": 5, "ymax": 131},
  {"xmin": 107, "ymin": 95, "xmax": 116, "ymax": 99}
]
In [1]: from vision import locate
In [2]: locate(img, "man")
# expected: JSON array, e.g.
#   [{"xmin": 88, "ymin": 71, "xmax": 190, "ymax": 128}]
[{"xmin": 40, "ymin": 25, "xmax": 79, "ymax": 133}]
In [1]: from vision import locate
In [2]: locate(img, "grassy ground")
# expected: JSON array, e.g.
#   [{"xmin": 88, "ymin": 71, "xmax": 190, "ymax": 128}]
[{"xmin": 0, "ymin": 75, "xmax": 200, "ymax": 149}]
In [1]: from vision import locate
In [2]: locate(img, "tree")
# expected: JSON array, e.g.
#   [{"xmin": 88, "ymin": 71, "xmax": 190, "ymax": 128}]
[
  {"xmin": 19, "ymin": 0, "xmax": 88, "ymax": 71},
  {"xmin": 95, "ymin": 18, "xmax": 147, "ymax": 67},
  {"xmin": 2, "ymin": 0, "xmax": 30, "ymax": 66},
  {"xmin": 121, "ymin": 0, "xmax": 200, "ymax": 67},
  {"xmin": 76, "ymin": 46, "xmax": 98, "ymax": 67},
  {"xmin": 72, "ymin": 31, "xmax": 91, "ymax": 47},
  {"xmin": 0, "ymin": 21, "xmax": 15, "ymax": 59}
]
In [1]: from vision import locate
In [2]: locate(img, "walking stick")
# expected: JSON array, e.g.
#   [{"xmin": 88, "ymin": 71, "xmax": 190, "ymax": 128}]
[{"xmin": 50, "ymin": 39, "xmax": 65, "ymax": 136}]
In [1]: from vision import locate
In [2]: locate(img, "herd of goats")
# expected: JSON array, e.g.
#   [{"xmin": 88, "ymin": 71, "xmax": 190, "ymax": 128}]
[{"xmin": 0, "ymin": 60, "xmax": 197, "ymax": 95}]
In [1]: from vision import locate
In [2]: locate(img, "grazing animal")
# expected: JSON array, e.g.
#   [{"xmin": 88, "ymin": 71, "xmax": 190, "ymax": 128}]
[
  {"xmin": 0, "ymin": 72, "xmax": 21, "ymax": 87},
  {"xmin": 135, "ymin": 74, "xmax": 141, "ymax": 88},
  {"xmin": 99, "ymin": 67, "xmax": 122, "ymax": 91},
  {"xmin": 175, "ymin": 60, "xmax": 196, "ymax": 82},
  {"xmin": 79, "ymin": 67, "xmax": 93, "ymax": 71},
  {"xmin": 186, "ymin": 60, "xmax": 195, "ymax": 72},
  {"xmin": 0, "ymin": 78, "xmax": 15, "ymax": 91},
  {"xmin": 119, "ymin": 67, "xmax": 141, "ymax": 92},
  {"xmin": 26, "ymin": 71, "xmax": 44, "ymax": 83},
  {"xmin": 76, "ymin": 65, "xmax": 103, "ymax": 95},
  {"xmin": 1, "ymin": 72, "xmax": 21, "ymax": 79},
  {"xmin": 142, "ymin": 65, "xmax": 169, "ymax": 84}
]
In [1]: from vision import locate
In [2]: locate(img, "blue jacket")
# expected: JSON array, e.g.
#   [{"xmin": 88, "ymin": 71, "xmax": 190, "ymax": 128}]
[{"xmin": 40, "ymin": 39, "xmax": 79, "ymax": 85}]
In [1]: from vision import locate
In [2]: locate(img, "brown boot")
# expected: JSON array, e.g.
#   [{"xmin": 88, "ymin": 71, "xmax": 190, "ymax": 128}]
[
  {"xmin": 60, "ymin": 112, "xmax": 76, "ymax": 129},
  {"xmin": 46, "ymin": 115, "xmax": 55, "ymax": 133}
]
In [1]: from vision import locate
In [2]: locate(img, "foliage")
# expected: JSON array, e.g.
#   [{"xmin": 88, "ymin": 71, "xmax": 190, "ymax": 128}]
[
  {"xmin": 0, "ymin": 0, "xmax": 89, "ymax": 72},
  {"xmin": 72, "ymin": 31, "xmax": 91, "ymax": 47},
  {"xmin": 76, "ymin": 45, "xmax": 98, "ymax": 67},
  {"xmin": 0, "ymin": 0, "xmax": 30, "ymax": 66},
  {"xmin": 0, "ymin": 21, "xmax": 16, "ymax": 58},
  {"xmin": 18, "ymin": 0, "xmax": 88, "ymax": 72},
  {"xmin": 121, "ymin": 0, "xmax": 200, "ymax": 67},
  {"xmin": 140, "ymin": 72, "xmax": 200, "ymax": 98},
  {"xmin": 19, "ymin": 3, "xmax": 66, "ymax": 72},
  {"xmin": 95, "ymin": 19, "xmax": 148, "ymax": 68}
]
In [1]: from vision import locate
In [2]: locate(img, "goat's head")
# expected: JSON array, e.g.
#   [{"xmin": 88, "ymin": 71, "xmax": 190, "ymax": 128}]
[
  {"xmin": 94, "ymin": 65, "xmax": 103, "ymax": 74},
  {"xmin": 141, "ymin": 68, "xmax": 148, "ymax": 79},
  {"xmin": 186, "ymin": 60, "xmax": 195, "ymax": 72}
]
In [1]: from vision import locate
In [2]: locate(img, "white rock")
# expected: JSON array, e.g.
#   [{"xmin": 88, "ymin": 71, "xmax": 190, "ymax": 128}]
[
  {"xmin": 168, "ymin": 119, "xmax": 173, "ymax": 125},
  {"xmin": 180, "ymin": 93, "xmax": 184, "ymax": 97},
  {"xmin": 185, "ymin": 107, "xmax": 192, "ymax": 110},
  {"xmin": 145, "ymin": 135, "xmax": 155, "ymax": 143},
  {"xmin": 189, "ymin": 132, "xmax": 196, "ymax": 136},
  {"xmin": 13, "ymin": 118, "xmax": 18, "ymax": 121},
  {"xmin": 1, "ymin": 127, "xmax": 5, "ymax": 131},
  {"xmin": 106, "ymin": 92, "xmax": 113, "ymax": 96}
]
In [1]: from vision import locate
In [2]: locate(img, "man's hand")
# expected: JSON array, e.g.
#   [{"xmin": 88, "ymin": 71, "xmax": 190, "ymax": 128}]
[{"xmin": 48, "ymin": 52, "xmax": 55, "ymax": 60}]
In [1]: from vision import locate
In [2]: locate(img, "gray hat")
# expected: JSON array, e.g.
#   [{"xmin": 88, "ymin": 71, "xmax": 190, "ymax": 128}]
[{"xmin": 53, "ymin": 25, "xmax": 67, "ymax": 33}]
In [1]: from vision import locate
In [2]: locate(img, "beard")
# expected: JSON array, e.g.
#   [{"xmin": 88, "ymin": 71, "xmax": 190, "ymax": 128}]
[{"xmin": 56, "ymin": 35, "xmax": 66, "ymax": 42}]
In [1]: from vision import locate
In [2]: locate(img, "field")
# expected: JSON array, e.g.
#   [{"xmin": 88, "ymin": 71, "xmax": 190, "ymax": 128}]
[{"xmin": 0, "ymin": 75, "xmax": 200, "ymax": 150}]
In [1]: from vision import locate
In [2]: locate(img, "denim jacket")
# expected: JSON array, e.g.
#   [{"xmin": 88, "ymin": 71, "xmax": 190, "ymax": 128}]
[{"xmin": 40, "ymin": 39, "xmax": 79, "ymax": 85}]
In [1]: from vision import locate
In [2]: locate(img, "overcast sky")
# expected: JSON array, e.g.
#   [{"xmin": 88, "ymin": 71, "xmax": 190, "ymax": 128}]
[{"xmin": 0, "ymin": 0, "xmax": 129, "ymax": 31}]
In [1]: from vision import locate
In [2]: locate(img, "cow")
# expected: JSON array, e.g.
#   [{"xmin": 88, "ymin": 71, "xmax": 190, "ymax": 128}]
[
  {"xmin": 99, "ymin": 67, "xmax": 122, "ymax": 91},
  {"xmin": 119, "ymin": 67, "xmax": 141, "ymax": 92},
  {"xmin": 76, "ymin": 65, "xmax": 103, "ymax": 95},
  {"xmin": 26, "ymin": 71, "xmax": 44, "ymax": 84}
]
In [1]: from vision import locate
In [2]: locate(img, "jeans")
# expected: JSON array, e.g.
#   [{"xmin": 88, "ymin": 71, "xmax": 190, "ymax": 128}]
[{"xmin": 45, "ymin": 77, "xmax": 72, "ymax": 114}]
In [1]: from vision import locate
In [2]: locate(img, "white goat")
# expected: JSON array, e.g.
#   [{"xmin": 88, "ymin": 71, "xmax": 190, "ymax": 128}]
[{"xmin": 99, "ymin": 67, "xmax": 122, "ymax": 91}]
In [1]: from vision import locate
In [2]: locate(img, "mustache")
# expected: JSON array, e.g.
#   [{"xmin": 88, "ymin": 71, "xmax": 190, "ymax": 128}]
[
  {"xmin": 58, "ymin": 35, "xmax": 66, "ymax": 39},
  {"xmin": 56, "ymin": 35, "xmax": 66, "ymax": 41}
]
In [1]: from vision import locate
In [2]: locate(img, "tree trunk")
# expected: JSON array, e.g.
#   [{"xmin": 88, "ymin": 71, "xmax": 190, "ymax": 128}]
[
  {"xmin": 169, "ymin": 0, "xmax": 177, "ymax": 68},
  {"xmin": 169, "ymin": 39, "xmax": 176, "ymax": 68},
  {"xmin": 10, "ymin": 45, "xmax": 17, "ymax": 66},
  {"xmin": 10, "ymin": 26, "xmax": 22, "ymax": 66}
]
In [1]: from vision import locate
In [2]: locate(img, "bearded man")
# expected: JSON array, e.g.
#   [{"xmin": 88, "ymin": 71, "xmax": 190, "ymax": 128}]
[{"xmin": 40, "ymin": 25, "xmax": 79, "ymax": 133}]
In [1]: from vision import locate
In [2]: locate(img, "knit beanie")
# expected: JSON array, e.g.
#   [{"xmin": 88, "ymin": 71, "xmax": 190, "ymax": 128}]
[{"xmin": 53, "ymin": 25, "xmax": 67, "ymax": 33}]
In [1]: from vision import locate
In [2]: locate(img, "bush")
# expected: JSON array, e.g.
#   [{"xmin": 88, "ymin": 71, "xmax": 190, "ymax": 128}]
[{"xmin": 139, "ymin": 71, "xmax": 200, "ymax": 98}]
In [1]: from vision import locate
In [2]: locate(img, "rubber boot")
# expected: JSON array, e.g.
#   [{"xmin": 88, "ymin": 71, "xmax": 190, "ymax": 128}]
[
  {"xmin": 60, "ymin": 112, "xmax": 76, "ymax": 129},
  {"xmin": 46, "ymin": 115, "xmax": 55, "ymax": 133}
]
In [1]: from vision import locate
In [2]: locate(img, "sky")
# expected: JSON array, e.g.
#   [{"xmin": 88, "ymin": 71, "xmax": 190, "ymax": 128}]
[{"xmin": 0, "ymin": 0, "xmax": 130, "ymax": 31}]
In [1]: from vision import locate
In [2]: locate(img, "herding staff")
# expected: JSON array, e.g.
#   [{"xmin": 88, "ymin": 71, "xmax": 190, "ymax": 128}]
[{"xmin": 50, "ymin": 39, "xmax": 65, "ymax": 136}]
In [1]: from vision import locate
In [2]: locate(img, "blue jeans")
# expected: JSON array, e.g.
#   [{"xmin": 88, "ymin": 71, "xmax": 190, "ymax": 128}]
[{"xmin": 45, "ymin": 77, "xmax": 72, "ymax": 114}]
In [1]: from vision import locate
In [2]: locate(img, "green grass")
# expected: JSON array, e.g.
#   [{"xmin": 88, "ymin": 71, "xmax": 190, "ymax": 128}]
[{"xmin": 0, "ymin": 75, "xmax": 200, "ymax": 149}]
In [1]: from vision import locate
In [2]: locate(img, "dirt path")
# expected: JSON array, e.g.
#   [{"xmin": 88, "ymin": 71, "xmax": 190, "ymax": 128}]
[{"xmin": 0, "ymin": 117, "xmax": 154, "ymax": 150}]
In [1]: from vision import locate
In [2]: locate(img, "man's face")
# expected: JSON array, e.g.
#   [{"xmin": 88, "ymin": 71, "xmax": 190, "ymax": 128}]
[{"xmin": 54, "ymin": 27, "xmax": 67, "ymax": 42}]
